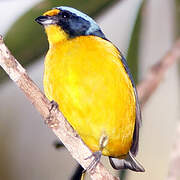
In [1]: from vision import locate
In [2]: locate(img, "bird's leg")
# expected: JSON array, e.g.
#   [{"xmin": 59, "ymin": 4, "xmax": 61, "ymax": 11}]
[
  {"xmin": 45, "ymin": 100, "xmax": 59, "ymax": 128},
  {"xmin": 85, "ymin": 134, "xmax": 108, "ymax": 172},
  {"xmin": 85, "ymin": 151, "xmax": 102, "ymax": 172}
]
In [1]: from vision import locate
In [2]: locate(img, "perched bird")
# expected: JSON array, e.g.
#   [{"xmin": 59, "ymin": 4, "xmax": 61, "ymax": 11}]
[{"xmin": 35, "ymin": 6, "xmax": 145, "ymax": 172}]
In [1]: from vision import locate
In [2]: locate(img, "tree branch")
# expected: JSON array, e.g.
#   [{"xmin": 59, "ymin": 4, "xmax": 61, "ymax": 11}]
[
  {"xmin": 137, "ymin": 39, "xmax": 180, "ymax": 108},
  {"xmin": 0, "ymin": 35, "xmax": 119, "ymax": 180}
]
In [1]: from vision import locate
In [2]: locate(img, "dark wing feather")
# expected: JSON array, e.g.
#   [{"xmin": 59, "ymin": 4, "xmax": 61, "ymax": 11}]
[
  {"xmin": 120, "ymin": 53, "xmax": 142, "ymax": 156},
  {"xmin": 109, "ymin": 152, "xmax": 145, "ymax": 172}
]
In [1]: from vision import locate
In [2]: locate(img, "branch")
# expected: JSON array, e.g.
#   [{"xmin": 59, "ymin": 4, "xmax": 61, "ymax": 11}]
[
  {"xmin": 137, "ymin": 39, "xmax": 180, "ymax": 107},
  {"xmin": 0, "ymin": 36, "xmax": 119, "ymax": 180}
]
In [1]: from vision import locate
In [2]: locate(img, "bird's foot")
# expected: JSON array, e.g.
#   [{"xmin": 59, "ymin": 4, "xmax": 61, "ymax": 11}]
[
  {"xmin": 45, "ymin": 100, "xmax": 59, "ymax": 128},
  {"xmin": 85, "ymin": 151, "xmax": 102, "ymax": 173},
  {"xmin": 49, "ymin": 100, "xmax": 59, "ymax": 111}
]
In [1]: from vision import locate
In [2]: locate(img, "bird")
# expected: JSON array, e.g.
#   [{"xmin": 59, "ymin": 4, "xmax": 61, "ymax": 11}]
[{"xmin": 35, "ymin": 6, "xmax": 145, "ymax": 172}]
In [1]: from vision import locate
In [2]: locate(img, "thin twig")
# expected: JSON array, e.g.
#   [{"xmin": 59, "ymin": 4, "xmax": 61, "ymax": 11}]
[
  {"xmin": 0, "ymin": 36, "xmax": 119, "ymax": 180},
  {"xmin": 137, "ymin": 39, "xmax": 180, "ymax": 107}
]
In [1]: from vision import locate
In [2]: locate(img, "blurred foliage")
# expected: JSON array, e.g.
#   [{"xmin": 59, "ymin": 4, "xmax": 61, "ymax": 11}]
[
  {"xmin": 175, "ymin": 0, "xmax": 180, "ymax": 72},
  {"xmin": 1, "ymin": 0, "xmax": 119, "ymax": 82},
  {"xmin": 126, "ymin": 1, "xmax": 144, "ymax": 84},
  {"xmin": 176, "ymin": 0, "xmax": 180, "ymax": 37}
]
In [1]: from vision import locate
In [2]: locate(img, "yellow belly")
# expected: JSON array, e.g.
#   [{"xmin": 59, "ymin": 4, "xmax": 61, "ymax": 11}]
[{"xmin": 44, "ymin": 36, "xmax": 136, "ymax": 157}]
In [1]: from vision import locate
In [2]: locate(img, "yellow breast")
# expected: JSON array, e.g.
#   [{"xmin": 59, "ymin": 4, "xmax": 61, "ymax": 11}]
[{"xmin": 43, "ymin": 35, "xmax": 136, "ymax": 157}]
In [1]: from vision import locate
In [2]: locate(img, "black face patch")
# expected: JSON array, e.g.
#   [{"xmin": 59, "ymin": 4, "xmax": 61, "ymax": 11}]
[
  {"xmin": 57, "ymin": 10, "xmax": 91, "ymax": 38},
  {"xmin": 52, "ymin": 10, "xmax": 105, "ymax": 39}
]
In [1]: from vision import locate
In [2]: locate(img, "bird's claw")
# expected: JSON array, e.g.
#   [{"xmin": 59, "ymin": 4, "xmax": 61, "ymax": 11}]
[
  {"xmin": 85, "ymin": 151, "xmax": 102, "ymax": 173},
  {"xmin": 49, "ymin": 100, "xmax": 59, "ymax": 111},
  {"xmin": 45, "ymin": 100, "xmax": 59, "ymax": 128}
]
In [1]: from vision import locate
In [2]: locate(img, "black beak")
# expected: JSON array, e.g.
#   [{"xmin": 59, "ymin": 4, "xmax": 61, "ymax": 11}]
[{"xmin": 35, "ymin": 15, "xmax": 58, "ymax": 26}]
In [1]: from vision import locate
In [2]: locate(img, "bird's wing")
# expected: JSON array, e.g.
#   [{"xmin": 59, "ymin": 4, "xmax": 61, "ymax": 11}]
[
  {"xmin": 120, "ymin": 53, "xmax": 142, "ymax": 156},
  {"xmin": 108, "ymin": 52, "xmax": 143, "ymax": 171}
]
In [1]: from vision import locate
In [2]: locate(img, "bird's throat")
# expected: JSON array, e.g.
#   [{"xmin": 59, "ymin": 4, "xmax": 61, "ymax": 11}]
[{"xmin": 45, "ymin": 25, "xmax": 68, "ymax": 46}]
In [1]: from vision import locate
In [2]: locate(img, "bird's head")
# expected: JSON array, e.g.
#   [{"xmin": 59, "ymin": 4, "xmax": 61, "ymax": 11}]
[{"xmin": 35, "ymin": 6, "xmax": 105, "ymax": 45}]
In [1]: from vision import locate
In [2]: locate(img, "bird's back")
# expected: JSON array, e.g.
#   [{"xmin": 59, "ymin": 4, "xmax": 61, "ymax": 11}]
[{"xmin": 44, "ymin": 35, "xmax": 136, "ymax": 157}]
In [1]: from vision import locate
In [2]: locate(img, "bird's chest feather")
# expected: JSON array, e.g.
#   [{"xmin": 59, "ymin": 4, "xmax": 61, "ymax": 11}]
[{"xmin": 43, "ymin": 36, "xmax": 136, "ymax": 157}]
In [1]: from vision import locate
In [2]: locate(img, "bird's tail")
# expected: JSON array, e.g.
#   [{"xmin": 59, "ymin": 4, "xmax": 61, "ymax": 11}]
[{"xmin": 109, "ymin": 152, "xmax": 145, "ymax": 172}]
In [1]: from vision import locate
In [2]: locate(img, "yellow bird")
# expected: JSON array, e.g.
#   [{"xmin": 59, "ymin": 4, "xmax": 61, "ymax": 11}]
[{"xmin": 35, "ymin": 6, "xmax": 144, "ymax": 172}]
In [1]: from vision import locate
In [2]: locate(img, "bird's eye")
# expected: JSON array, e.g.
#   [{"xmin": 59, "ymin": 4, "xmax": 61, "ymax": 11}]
[{"xmin": 60, "ymin": 11, "xmax": 71, "ymax": 19}]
